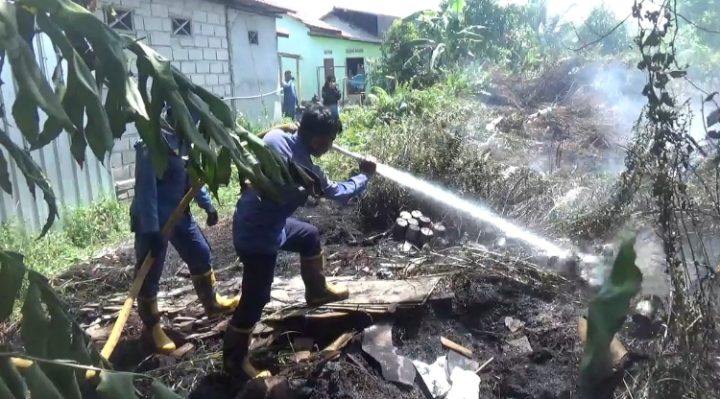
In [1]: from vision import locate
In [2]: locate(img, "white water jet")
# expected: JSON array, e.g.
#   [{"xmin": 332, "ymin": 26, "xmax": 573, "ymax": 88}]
[{"xmin": 376, "ymin": 163, "xmax": 572, "ymax": 258}]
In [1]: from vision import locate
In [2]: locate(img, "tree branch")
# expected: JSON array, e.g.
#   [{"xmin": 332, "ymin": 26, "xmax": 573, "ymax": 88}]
[
  {"xmin": 571, "ymin": 14, "xmax": 631, "ymax": 52},
  {"xmin": 677, "ymin": 13, "xmax": 720, "ymax": 34}
]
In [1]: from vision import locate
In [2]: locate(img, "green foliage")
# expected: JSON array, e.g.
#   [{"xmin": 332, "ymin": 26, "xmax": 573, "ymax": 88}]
[
  {"xmin": 62, "ymin": 198, "xmax": 129, "ymax": 247},
  {"xmin": 575, "ymin": 6, "xmax": 632, "ymax": 55},
  {"xmin": 0, "ymin": 251, "xmax": 182, "ymax": 398},
  {"xmin": 0, "ymin": 199, "xmax": 130, "ymax": 277},
  {"xmin": 0, "ymin": 1, "xmax": 309, "ymax": 239},
  {"xmin": 580, "ymin": 238, "xmax": 642, "ymax": 397}
]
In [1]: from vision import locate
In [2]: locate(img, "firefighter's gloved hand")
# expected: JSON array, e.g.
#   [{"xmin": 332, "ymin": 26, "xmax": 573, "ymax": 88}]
[
  {"xmin": 142, "ymin": 232, "xmax": 164, "ymax": 258},
  {"xmin": 206, "ymin": 208, "xmax": 219, "ymax": 227},
  {"xmin": 359, "ymin": 156, "xmax": 377, "ymax": 176}
]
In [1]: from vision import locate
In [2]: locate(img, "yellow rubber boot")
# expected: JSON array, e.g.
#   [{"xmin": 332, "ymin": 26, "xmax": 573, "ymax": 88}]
[
  {"xmin": 223, "ymin": 325, "xmax": 272, "ymax": 380},
  {"xmin": 300, "ymin": 252, "xmax": 349, "ymax": 306},
  {"xmin": 137, "ymin": 297, "xmax": 176, "ymax": 354},
  {"xmin": 191, "ymin": 270, "xmax": 240, "ymax": 317}
]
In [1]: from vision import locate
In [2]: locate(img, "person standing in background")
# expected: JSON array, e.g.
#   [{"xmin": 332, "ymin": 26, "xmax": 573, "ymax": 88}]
[
  {"xmin": 322, "ymin": 75, "xmax": 342, "ymax": 118},
  {"xmin": 282, "ymin": 70, "xmax": 299, "ymax": 119}
]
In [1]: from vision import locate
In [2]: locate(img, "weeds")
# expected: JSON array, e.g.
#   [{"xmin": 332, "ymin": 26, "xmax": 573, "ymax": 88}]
[{"xmin": 0, "ymin": 198, "xmax": 130, "ymax": 277}]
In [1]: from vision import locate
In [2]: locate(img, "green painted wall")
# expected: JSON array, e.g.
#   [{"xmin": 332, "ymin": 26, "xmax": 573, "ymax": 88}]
[{"xmin": 277, "ymin": 15, "xmax": 381, "ymax": 104}]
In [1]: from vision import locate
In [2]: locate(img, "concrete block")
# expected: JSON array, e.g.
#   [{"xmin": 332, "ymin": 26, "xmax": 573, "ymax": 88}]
[
  {"xmin": 173, "ymin": 47, "xmax": 189, "ymax": 61},
  {"xmin": 210, "ymin": 62, "xmax": 223, "ymax": 74},
  {"xmin": 214, "ymin": 25, "xmax": 227, "ymax": 38},
  {"xmin": 196, "ymin": 61, "xmax": 210, "ymax": 74},
  {"xmin": 181, "ymin": 61, "xmax": 196, "ymax": 74},
  {"xmin": 150, "ymin": 31, "xmax": 171, "ymax": 47},
  {"xmin": 207, "ymin": 11, "xmax": 221, "ymax": 25},
  {"xmin": 155, "ymin": 46, "xmax": 173, "ymax": 60},
  {"xmin": 120, "ymin": 0, "xmax": 141, "ymax": 6},
  {"xmin": 208, "ymin": 37, "xmax": 222, "ymax": 48},
  {"xmin": 194, "ymin": 35, "xmax": 209, "ymax": 47},
  {"xmin": 200, "ymin": 23, "xmax": 215, "ymax": 36},
  {"xmin": 221, "ymin": 38, "xmax": 228, "ymax": 48},
  {"xmin": 135, "ymin": 4, "xmax": 152, "ymax": 17},
  {"xmin": 162, "ymin": 18, "xmax": 172, "ymax": 32},
  {"xmin": 218, "ymin": 74, "xmax": 230, "ymax": 85},
  {"xmin": 122, "ymin": 149, "xmax": 136, "ymax": 165},
  {"xmin": 151, "ymin": 3, "xmax": 169, "ymax": 18},
  {"xmin": 189, "ymin": 49, "xmax": 204, "ymax": 60},
  {"xmin": 206, "ymin": 74, "xmax": 219, "ymax": 85},
  {"xmin": 133, "ymin": 15, "xmax": 145, "ymax": 31},
  {"xmin": 191, "ymin": 74, "xmax": 207, "ymax": 86},
  {"xmin": 112, "ymin": 167, "xmax": 131, "ymax": 182},
  {"xmin": 203, "ymin": 48, "xmax": 217, "ymax": 61},
  {"xmin": 195, "ymin": 11, "xmax": 208, "ymax": 23},
  {"xmin": 179, "ymin": 36, "xmax": 195, "ymax": 46},
  {"xmin": 143, "ymin": 16, "xmax": 163, "ymax": 31},
  {"xmin": 223, "ymin": 63, "xmax": 229, "ymax": 73},
  {"xmin": 217, "ymin": 49, "xmax": 228, "ymax": 61},
  {"xmin": 111, "ymin": 152, "xmax": 122, "ymax": 168}
]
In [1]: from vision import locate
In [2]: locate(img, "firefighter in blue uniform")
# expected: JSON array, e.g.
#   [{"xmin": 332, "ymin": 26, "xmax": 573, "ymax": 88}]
[
  {"xmin": 130, "ymin": 109, "xmax": 239, "ymax": 354},
  {"xmin": 223, "ymin": 105, "xmax": 377, "ymax": 379}
]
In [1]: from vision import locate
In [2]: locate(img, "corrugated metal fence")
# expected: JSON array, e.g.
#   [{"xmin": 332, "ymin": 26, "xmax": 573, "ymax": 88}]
[{"xmin": 0, "ymin": 33, "xmax": 115, "ymax": 232}]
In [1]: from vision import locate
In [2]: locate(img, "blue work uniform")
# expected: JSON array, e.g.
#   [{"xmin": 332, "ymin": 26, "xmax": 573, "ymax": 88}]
[
  {"xmin": 230, "ymin": 129, "xmax": 368, "ymax": 328},
  {"xmin": 131, "ymin": 131, "xmax": 216, "ymax": 298},
  {"xmin": 282, "ymin": 80, "xmax": 299, "ymax": 119}
]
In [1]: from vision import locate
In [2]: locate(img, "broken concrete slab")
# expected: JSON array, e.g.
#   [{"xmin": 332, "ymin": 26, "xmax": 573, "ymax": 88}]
[
  {"xmin": 504, "ymin": 316, "xmax": 525, "ymax": 332},
  {"xmin": 362, "ymin": 324, "xmax": 416, "ymax": 386},
  {"xmin": 504, "ymin": 336, "xmax": 533, "ymax": 355},
  {"xmin": 414, "ymin": 356, "xmax": 451, "ymax": 398},
  {"xmin": 446, "ymin": 367, "xmax": 480, "ymax": 399}
]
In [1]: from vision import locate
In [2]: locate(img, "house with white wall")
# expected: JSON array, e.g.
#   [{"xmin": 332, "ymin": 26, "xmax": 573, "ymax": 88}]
[{"xmin": 96, "ymin": 0, "xmax": 291, "ymax": 197}]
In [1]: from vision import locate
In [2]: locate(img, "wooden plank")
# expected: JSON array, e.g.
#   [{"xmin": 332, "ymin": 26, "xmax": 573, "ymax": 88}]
[{"xmin": 441, "ymin": 337, "xmax": 473, "ymax": 359}]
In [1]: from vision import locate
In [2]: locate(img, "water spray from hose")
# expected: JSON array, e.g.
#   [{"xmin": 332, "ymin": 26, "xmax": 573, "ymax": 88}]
[{"xmin": 333, "ymin": 144, "xmax": 594, "ymax": 261}]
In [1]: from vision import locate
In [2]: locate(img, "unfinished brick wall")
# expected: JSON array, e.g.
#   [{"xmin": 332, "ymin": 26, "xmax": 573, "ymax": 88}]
[{"xmin": 98, "ymin": 0, "xmax": 232, "ymax": 197}]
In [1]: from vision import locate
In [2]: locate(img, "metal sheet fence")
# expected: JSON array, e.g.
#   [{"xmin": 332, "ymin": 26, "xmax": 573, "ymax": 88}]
[{"xmin": 0, "ymin": 33, "xmax": 115, "ymax": 232}]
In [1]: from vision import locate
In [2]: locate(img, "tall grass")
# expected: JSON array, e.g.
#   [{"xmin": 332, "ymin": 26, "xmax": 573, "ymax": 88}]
[{"xmin": 0, "ymin": 198, "xmax": 131, "ymax": 277}]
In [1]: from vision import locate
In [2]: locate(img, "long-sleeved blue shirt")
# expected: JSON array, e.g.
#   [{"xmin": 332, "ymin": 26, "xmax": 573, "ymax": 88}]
[
  {"xmin": 233, "ymin": 130, "xmax": 369, "ymax": 254},
  {"xmin": 130, "ymin": 131, "xmax": 214, "ymax": 234}
]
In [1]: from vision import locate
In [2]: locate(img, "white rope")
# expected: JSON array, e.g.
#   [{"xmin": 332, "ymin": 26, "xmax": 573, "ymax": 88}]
[{"xmin": 222, "ymin": 88, "xmax": 282, "ymax": 101}]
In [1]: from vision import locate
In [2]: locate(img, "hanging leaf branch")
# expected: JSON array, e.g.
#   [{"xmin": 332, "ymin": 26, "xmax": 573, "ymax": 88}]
[{"xmin": 0, "ymin": 0, "xmax": 302, "ymax": 236}]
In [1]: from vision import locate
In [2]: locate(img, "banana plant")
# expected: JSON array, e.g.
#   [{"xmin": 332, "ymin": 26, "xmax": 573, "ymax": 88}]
[
  {"xmin": 0, "ymin": 251, "xmax": 184, "ymax": 399},
  {"xmin": 580, "ymin": 237, "xmax": 643, "ymax": 399},
  {"xmin": 403, "ymin": 0, "xmax": 484, "ymax": 72},
  {"xmin": 0, "ymin": 0, "xmax": 309, "ymax": 237}
]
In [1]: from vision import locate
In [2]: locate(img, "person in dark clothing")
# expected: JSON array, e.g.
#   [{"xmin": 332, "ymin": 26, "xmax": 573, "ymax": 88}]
[
  {"xmin": 131, "ymin": 110, "xmax": 239, "ymax": 354},
  {"xmin": 321, "ymin": 75, "xmax": 342, "ymax": 117},
  {"xmin": 223, "ymin": 105, "xmax": 376, "ymax": 380},
  {"xmin": 282, "ymin": 70, "xmax": 299, "ymax": 119}
]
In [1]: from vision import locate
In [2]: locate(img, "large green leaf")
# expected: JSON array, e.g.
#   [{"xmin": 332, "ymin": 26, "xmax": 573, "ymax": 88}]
[
  {"xmin": 0, "ymin": 149, "xmax": 11, "ymax": 194},
  {"xmin": 96, "ymin": 371, "xmax": 139, "ymax": 399},
  {"xmin": 0, "ymin": 354, "xmax": 26, "ymax": 399},
  {"xmin": 23, "ymin": 364, "xmax": 64, "ymax": 399},
  {"xmin": 134, "ymin": 77, "xmax": 168, "ymax": 175},
  {"xmin": 21, "ymin": 280, "xmax": 51, "ymax": 358},
  {"xmin": 0, "ymin": 251, "xmax": 26, "ymax": 322},
  {"xmin": 0, "ymin": 3, "xmax": 75, "ymax": 141},
  {"xmin": 37, "ymin": 13, "xmax": 113, "ymax": 161},
  {"xmin": 0, "ymin": 127, "xmax": 57, "ymax": 236},
  {"xmin": 151, "ymin": 380, "xmax": 184, "ymax": 399},
  {"xmin": 0, "ymin": 375, "xmax": 19, "ymax": 399},
  {"xmin": 32, "ymin": 270, "xmax": 82, "ymax": 399},
  {"xmin": 580, "ymin": 237, "xmax": 642, "ymax": 395}
]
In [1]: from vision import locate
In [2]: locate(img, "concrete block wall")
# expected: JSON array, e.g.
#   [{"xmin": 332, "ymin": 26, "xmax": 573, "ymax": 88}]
[{"xmin": 97, "ymin": 0, "xmax": 233, "ymax": 196}]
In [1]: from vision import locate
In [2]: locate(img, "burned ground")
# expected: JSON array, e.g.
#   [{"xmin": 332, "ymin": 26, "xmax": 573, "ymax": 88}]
[{"xmin": 42, "ymin": 198, "xmax": 601, "ymax": 399}]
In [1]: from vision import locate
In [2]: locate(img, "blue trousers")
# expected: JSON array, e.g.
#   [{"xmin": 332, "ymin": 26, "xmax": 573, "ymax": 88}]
[
  {"xmin": 230, "ymin": 217, "xmax": 321, "ymax": 328},
  {"xmin": 135, "ymin": 214, "xmax": 212, "ymax": 298}
]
